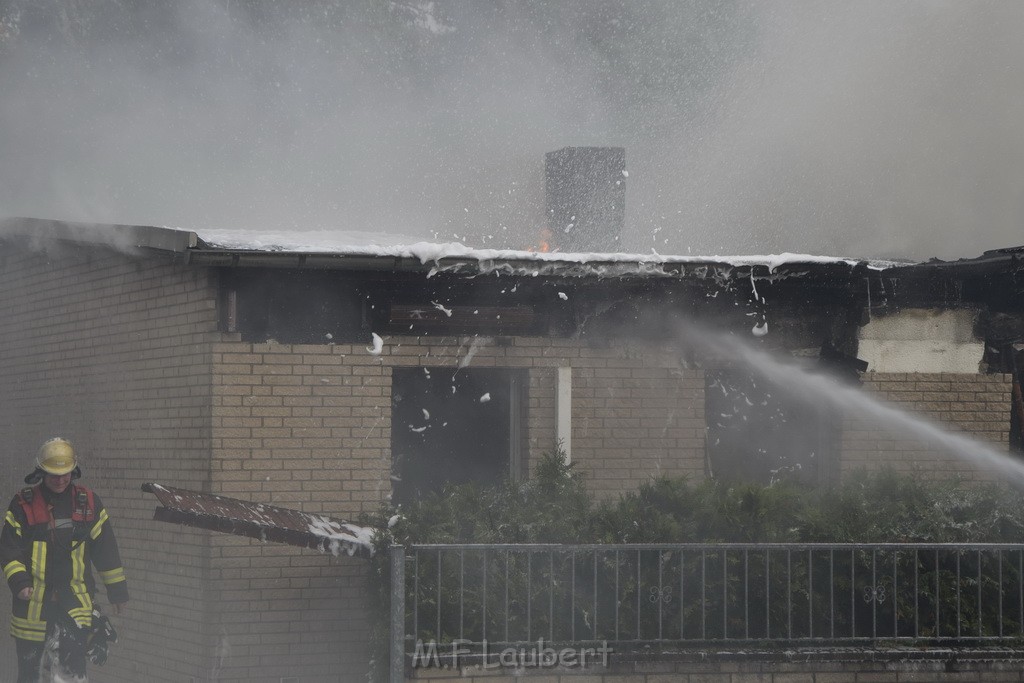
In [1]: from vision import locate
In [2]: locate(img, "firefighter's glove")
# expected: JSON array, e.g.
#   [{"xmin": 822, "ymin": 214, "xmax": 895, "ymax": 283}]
[{"xmin": 87, "ymin": 610, "xmax": 118, "ymax": 666}]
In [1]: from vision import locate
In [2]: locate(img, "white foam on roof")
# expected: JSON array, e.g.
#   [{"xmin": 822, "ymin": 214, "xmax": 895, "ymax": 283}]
[{"xmin": 195, "ymin": 228, "xmax": 904, "ymax": 271}]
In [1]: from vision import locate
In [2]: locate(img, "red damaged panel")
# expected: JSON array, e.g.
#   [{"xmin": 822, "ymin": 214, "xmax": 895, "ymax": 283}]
[{"xmin": 141, "ymin": 483, "xmax": 375, "ymax": 558}]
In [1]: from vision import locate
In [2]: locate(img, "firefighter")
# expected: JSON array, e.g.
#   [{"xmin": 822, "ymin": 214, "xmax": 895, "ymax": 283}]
[{"xmin": 1, "ymin": 437, "xmax": 129, "ymax": 682}]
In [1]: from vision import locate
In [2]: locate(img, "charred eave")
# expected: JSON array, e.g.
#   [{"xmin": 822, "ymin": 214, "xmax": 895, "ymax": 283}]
[
  {"xmin": 214, "ymin": 257, "xmax": 870, "ymax": 347},
  {"xmin": 873, "ymin": 247, "xmax": 1024, "ymax": 313}
]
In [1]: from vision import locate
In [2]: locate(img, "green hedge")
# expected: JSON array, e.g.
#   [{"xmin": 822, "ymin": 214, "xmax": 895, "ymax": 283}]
[
  {"xmin": 367, "ymin": 450, "xmax": 1024, "ymax": 547},
  {"xmin": 359, "ymin": 451, "xmax": 1024, "ymax": 678}
]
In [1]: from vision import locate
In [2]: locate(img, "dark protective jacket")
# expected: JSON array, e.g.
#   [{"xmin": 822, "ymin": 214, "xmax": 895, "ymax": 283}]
[{"xmin": 0, "ymin": 483, "xmax": 129, "ymax": 641}]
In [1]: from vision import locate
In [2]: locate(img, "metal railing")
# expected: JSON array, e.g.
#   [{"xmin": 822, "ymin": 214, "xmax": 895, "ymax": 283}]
[{"xmin": 391, "ymin": 542, "xmax": 1024, "ymax": 667}]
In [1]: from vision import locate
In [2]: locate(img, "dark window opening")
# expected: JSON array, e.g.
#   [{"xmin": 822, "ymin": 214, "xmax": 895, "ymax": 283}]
[
  {"xmin": 385, "ymin": 303, "xmax": 539, "ymax": 337},
  {"xmin": 391, "ymin": 367, "xmax": 525, "ymax": 505},
  {"xmin": 218, "ymin": 268, "xmax": 553, "ymax": 342},
  {"xmin": 705, "ymin": 369, "xmax": 837, "ymax": 486},
  {"xmin": 219, "ymin": 269, "xmax": 367, "ymax": 344}
]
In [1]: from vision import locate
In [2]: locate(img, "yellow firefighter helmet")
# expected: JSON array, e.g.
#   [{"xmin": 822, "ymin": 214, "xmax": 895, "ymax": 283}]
[{"xmin": 37, "ymin": 437, "xmax": 77, "ymax": 476}]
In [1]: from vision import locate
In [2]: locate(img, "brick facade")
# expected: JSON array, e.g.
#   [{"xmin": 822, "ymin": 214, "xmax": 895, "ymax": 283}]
[
  {"xmin": 203, "ymin": 336, "xmax": 704, "ymax": 680},
  {"xmin": 0, "ymin": 245, "xmax": 218, "ymax": 681},
  {"xmin": 211, "ymin": 336, "xmax": 704, "ymax": 517},
  {"xmin": 0, "ymin": 241, "xmax": 1017, "ymax": 682},
  {"xmin": 841, "ymin": 373, "xmax": 1013, "ymax": 479}
]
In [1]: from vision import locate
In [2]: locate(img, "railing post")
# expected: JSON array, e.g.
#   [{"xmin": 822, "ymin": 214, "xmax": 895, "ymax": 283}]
[{"xmin": 390, "ymin": 546, "xmax": 406, "ymax": 683}]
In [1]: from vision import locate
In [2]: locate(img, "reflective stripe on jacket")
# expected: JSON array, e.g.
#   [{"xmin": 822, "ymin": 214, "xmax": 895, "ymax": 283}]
[{"xmin": 0, "ymin": 484, "xmax": 129, "ymax": 640}]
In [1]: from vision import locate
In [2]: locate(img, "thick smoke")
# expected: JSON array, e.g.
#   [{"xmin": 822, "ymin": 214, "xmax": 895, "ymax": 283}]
[
  {"xmin": 0, "ymin": 1, "xmax": 1021, "ymax": 260},
  {"xmin": 651, "ymin": 2, "xmax": 1024, "ymax": 260}
]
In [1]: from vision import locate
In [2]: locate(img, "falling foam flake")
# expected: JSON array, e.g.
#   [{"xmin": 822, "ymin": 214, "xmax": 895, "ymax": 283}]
[
  {"xmin": 479, "ymin": 393, "xmax": 491, "ymax": 403},
  {"xmin": 431, "ymin": 301, "xmax": 453, "ymax": 317},
  {"xmin": 558, "ymin": 292, "xmax": 568, "ymax": 300},
  {"xmin": 367, "ymin": 333, "xmax": 384, "ymax": 355},
  {"xmin": 752, "ymin": 322, "xmax": 769, "ymax": 337}
]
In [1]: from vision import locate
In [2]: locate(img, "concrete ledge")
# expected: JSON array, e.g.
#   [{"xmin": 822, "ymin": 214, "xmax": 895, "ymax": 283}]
[{"xmin": 408, "ymin": 647, "xmax": 1024, "ymax": 681}]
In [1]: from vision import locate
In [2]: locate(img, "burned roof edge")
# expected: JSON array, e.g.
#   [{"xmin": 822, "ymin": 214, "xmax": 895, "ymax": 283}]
[
  {"xmin": 24, "ymin": 215, "xmax": 1024, "ymax": 282},
  {"xmin": 881, "ymin": 244, "xmax": 1024, "ymax": 277}
]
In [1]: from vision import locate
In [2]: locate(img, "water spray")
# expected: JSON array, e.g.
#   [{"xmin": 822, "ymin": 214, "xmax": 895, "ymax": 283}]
[{"xmin": 677, "ymin": 322, "xmax": 1024, "ymax": 488}]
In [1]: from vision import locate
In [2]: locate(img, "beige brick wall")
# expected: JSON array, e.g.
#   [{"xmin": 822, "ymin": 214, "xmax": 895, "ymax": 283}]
[
  {"xmin": 206, "ymin": 335, "xmax": 706, "ymax": 681},
  {"xmin": 210, "ymin": 335, "xmax": 704, "ymax": 507},
  {"xmin": 2, "ymin": 243, "xmax": 1018, "ymax": 683},
  {"xmin": 0, "ymin": 245, "xmax": 219, "ymax": 681},
  {"xmin": 840, "ymin": 372, "xmax": 1013, "ymax": 480},
  {"xmin": 209, "ymin": 341, "xmax": 389, "ymax": 681}
]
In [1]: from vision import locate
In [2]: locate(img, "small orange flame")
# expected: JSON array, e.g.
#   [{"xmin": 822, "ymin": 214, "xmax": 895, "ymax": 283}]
[{"xmin": 527, "ymin": 227, "xmax": 553, "ymax": 253}]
